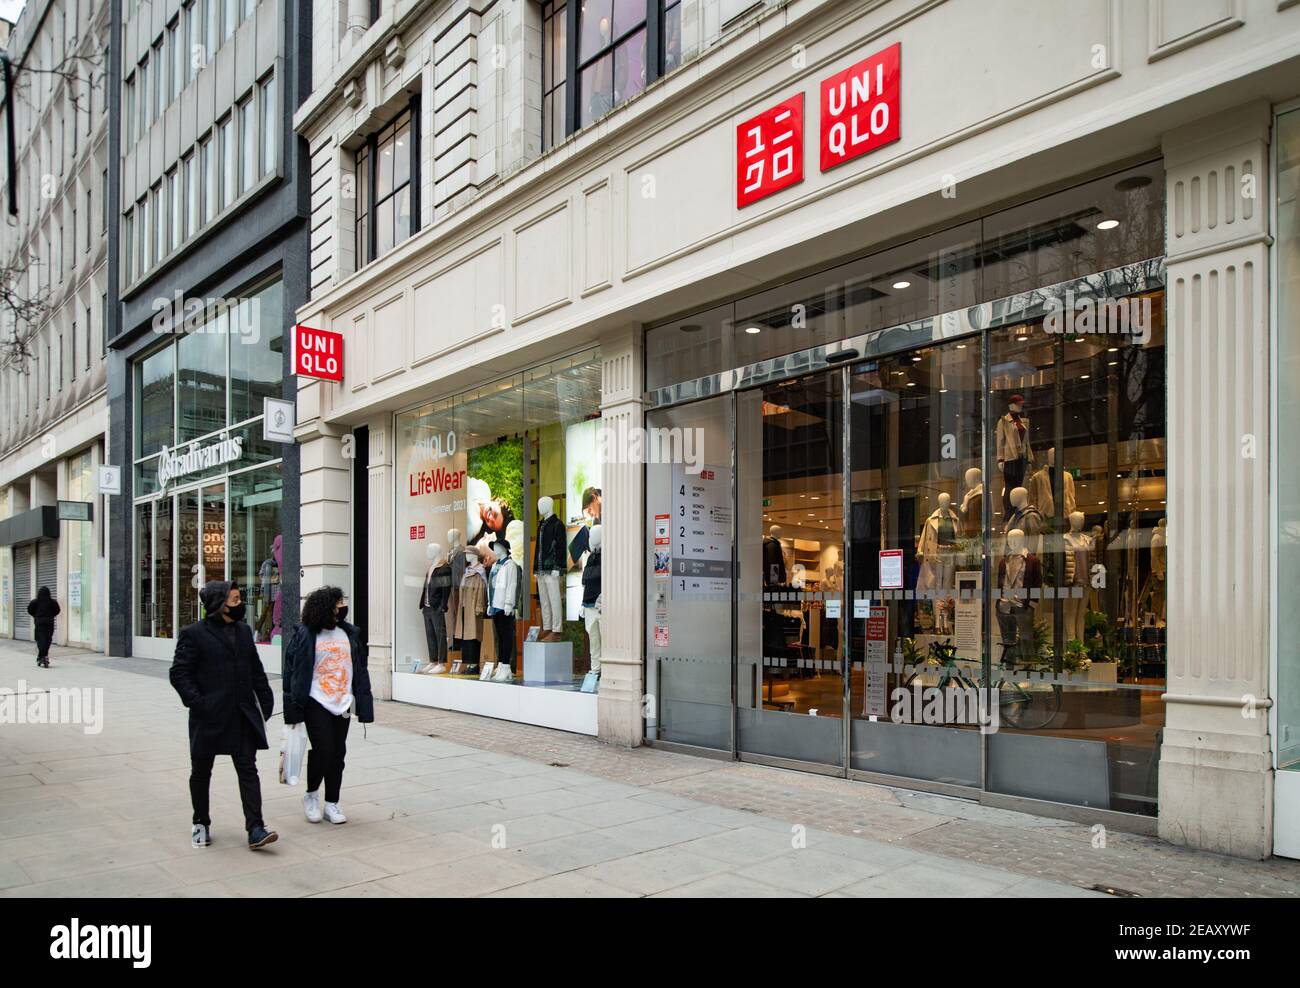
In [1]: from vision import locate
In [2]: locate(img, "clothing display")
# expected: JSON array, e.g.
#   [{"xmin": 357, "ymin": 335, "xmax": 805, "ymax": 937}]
[
  {"xmin": 916, "ymin": 506, "xmax": 962, "ymax": 599},
  {"xmin": 1027, "ymin": 465, "xmax": 1076, "ymax": 518},
  {"xmin": 454, "ymin": 562, "xmax": 488, "ymax": 667},
  {"xmin": 996, "ymin": 411, "xmax": 1033, "ymax": 520},
  {"xmin": 419, "ymin": 562, "xmax": 452, "ymax": 663},
  {"xmin": 1003, "ymin": 503, "xmax": 1044, "ymax": 556},
  {"xmin": 487, "ymin": 554, "xmax": 520, "ymax": 670},
  {"xmin": 582, "ymin": 543, "xmax": 602, "ymax": 670},
  {"xmin": 537, "ymin": 570, "xmax": 563, "ymax": 634},
  {"xmin": 762, "ymin": 536, "xmax": 788, "ymax": 587},
  {"xmin": 960, "ymin": 486, "xmax": 983, "ymax": 534},
  {"xmin": 534, "ymin": 513, "xmax": 566, "ymax": 573},
  {"xmin": 448, "ymin": 539, "xmax": 466, "ymax": 645},
  {"xmin": 996, "ymin": 551, "xmax": 1042, "ymax": 662},
  {"xmin": 1062, "ymin": 529, "xmax": 1093, "ymax": 641}
]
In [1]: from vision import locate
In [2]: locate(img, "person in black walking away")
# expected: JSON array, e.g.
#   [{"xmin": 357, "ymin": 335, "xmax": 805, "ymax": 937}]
[
  {"xmin": 168, "ymin": 580, "xmax": 278, "ymax": 850},
  {"xmin": 27, "ymin": 586, "xmax": 60, "ymax": 668},
  {"xmin": 283, "ymin": 586, "xmax": 373, "ymax": 826}
]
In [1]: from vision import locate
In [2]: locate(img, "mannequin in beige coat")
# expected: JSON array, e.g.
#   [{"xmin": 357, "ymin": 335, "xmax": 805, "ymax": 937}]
[
  {"xmin": 453, "ymin": 549, "xmax": 489, "ymax": 668},
  {"xmin": 1026, "ymin": 446, "xmax": 1075, "ymax": 518}
]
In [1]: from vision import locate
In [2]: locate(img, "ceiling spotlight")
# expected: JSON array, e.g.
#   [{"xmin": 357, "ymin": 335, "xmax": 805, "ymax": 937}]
[
  {"xmin": 1016, "ymin": 335, "xmax": 1028, "ymax": 342},
  {"xmin": 906, "ymin": 381, "xmax": 916, "ymax": 388},
  {"xmin": 1107, "ymin": 346, "xmax": 1119, "ymax": 353},
  {"xmin": 745, "ymin": 326, "xmax": 761, "ymax": 335},
  {"xmin": 892, "ymin": 280, "xmax": 911, "ymax": 289},
  {"xmin": 1108, "ymin": 360, "xmax": 1118, "ymax": 366},
  {"xmin": 912, "ymin": 355, "xmax": 922, "ymax": 362},
  {"xmin": 939, "ymin": 388, "xmax": 948, "ymax": 394},
  {"xmin": 679, "ymin": 323, "xmax": 703, "ymax": 334},
  {"xmin": 1080, "ymin": 374, "xmax": 1090, "ymax": 379},
  {"xmin": 1096, "ymin": 219, "xmax": 1120, "ymax": 230},
  {"xmin": 956, "ymin": 343, "xmax": 967, "ymax": 349},
  {"xmin": 1074, "ymin": 336, "xmax": 1086, "ymax": 343}
]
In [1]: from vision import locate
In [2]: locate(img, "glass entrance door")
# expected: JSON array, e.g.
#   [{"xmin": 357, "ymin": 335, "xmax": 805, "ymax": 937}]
[
  {"xmin": 846, "ymin": 340, "xmax": 985, "ymax": 789},
  {"xmin": 736, "ymin": 372, "xmax": 845, "ymax": 768}
]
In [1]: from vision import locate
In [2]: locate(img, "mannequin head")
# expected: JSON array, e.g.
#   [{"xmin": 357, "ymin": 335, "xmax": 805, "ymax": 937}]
[
  {"xmin": 427, "ymin": 541, "xmax": 442, "ymax": 561},
  {"xmin": 538, "ymin": 495, "xmax": 554, "ymax": 518},
  {"xmin": 965, "ymin": 467, "xmax": 982, "ymax": 489},
  {"xmin": 477, "ymin": 544, "xmax": 495, "ymax": 566},
  {"xmin": 937, "ymin": 492, "xmax": 951, "ymax": 511},
  {"xmin": 1006, "ymin": 528, "xmax": 1026, "ymax": 554},
  {"xmin": 1008, "ymin": 393, "xmax": 1024, "ymax": 414},
  {"xmin": 492, "ymin": 538, "xmax": 510, "ymax": 559},
  {"xmin": 1068, "ymin": 510, "xmax": 1085, "ymax": 532},
  {"xmin": 589, "ymin": 526, "xmax": 603, "ymax": 551},
  {"xmin": 1045, "ymin": 446, "xmax": 1056, "ymax": 467},
  {"xmin": 768, "ymin": 525, "xmax": 783, "ymax": 540},
  {"xmin": 464, "ymin": 548, "xmax": 479, "ymax": 567},
  {"xmin": 1009, "ymin": 487, "xmax": 1029, "ymax": 510},
  {"xmin": 1158, "ymin": 518, "xmax": 1167, "ymax": 530},
  {"xmin": 447, "ymin": 528, "xmax": 463, "ymax": 549}
]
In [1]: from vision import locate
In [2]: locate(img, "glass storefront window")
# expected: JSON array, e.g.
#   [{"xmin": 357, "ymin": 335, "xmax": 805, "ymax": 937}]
[
  {"xmin": 230, "ymin": 280, "xmax": 284, "ymax": 425},
  {"xmin": 1277, "ymin": 106, "xmax": 1300, "ymax": 775},
  {"xmin": 177, "ymin": 312, "xmax": 229, "ymax": 443},
  {"xmin": 137, "ymin": 346, "xmax": 175, "ymax": 457},
  {"xmin": 395, "ymin": 349, "xmax": 603, "ymax": 689},
  {"xmin": 229, "ymin": 466, "xmax": 284, "ymax": 644},
  {"xmin": 65, "ymin": 450, "xmax": 95, "ymax": 645}
]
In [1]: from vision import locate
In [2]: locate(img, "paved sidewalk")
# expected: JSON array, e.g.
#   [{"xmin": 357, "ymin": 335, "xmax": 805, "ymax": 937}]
[{"xmin": 1, "ymin": 641, "xmax": 1297, "ymax": 898}]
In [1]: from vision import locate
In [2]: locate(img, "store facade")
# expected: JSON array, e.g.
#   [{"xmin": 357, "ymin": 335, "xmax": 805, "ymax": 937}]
[{"xmin": 293, "ymin": 0, "xmax": 1300, "ymax": 856}]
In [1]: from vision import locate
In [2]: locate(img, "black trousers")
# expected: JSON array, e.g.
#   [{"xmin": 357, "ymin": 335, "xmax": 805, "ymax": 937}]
[
  {"xmin": 189, "ymin": 721, "xmax": 264, "ymax": 833},
  {"xmin": 35, "ymin": 626, "xmax": 53, "ymax": 660},
  {"xmin": 422, "ymin": 607, "xmax": 448, "ymax": 663},
  {"xmin": 1001, "ymin": 456, "xmax": 1028, "ymax": 520},
  {"xmin": 492, "ymin": 613, "xmax": 516, "ymax": 670},
  {"xmin": 304, "ymin": 697, "xmax": 350, "ymax": 803},
  {"xmin": 461, "ymin": 638, "xmax": 481, "ymax": 667}
]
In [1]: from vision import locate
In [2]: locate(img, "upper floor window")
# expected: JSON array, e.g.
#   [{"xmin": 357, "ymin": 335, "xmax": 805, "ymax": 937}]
[
  {"xmin": 543, "ymin": 1, "xmax": 680, "ymax": 151},
  {"xmin": 354, "ymin": 105, "xmax": 418, "ymax": 268}
]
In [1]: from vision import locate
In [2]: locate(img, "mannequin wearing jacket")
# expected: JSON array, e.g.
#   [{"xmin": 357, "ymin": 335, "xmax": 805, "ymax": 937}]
[
  {"xmin": 995, "ymin": 394, "xmax": 1033, "ymax": 520},
  {"xmin": 1062, "ymin": 511, "xmax": 1092, "ymax": 642},
  {"xmin": 996, "ymin": 529, "xmax": 1041, "ymax": 664},
  {"xmin": 486, "ymin": 538, "xmax": 520, "ymax": 680},
  {"xmin": 581, "ymin": 527, "xmax": 603, "ymax": 674},
  {"xmin": 1026, "ymin": 447, "xmax": 1075, "ymax": 518},
  {"xmin": 453, "ymin": 548, "xmax": 488, "ymax": 672},
  {"xmin": 762, "ymin": 525, "xmax": 789, "ymax": 587},
  {"xmin": 960, "ymin": 468, "xmax": 983, "ymax": 534},
  {"xmin": 534, "ymin": 496, "xmax": 566, "ymax": 641},
  {"xmin": 916, "ymin": 492, "xmax": 961, "ymax": 593},
  {"xmin": 447, "ymin": 528, "xmax": 465, "ymax": 650},
  {"xmin": 1149, "ymin": 517, "xmax": 1167, "ymax": 624},
  {"xmin": 1003, "ymin": 487, "xmax": 1043, "ymax": 559},
  {"xmin": 418, "ymin": 543, "xmax": 451, "ymax": 668}
]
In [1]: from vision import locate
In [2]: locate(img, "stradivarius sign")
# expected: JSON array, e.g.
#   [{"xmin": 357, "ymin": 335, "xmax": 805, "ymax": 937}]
[{"xmin": 157, "ymin": 435, "xmax": 244, "ymax": 488}]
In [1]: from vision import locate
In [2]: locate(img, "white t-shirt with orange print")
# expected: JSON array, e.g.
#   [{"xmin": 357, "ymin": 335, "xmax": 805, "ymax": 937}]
[{"xmin": 309, "ymin": 627, "xmax": 354, "ymax": 716}]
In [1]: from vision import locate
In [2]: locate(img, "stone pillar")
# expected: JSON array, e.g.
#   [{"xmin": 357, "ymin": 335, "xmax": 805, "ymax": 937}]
[
  {"xmin": 1158, "ymin": 101, "xmax": 1273, "ymax": 858},
  {"xmin": 597, "ymin": 327, "xmax": 646, "ymax": 747},
  {"xmin": 295, "ymin": 378, "xmax": 352, "ymax": 613},
  {"xmin": 345, "ymin": 0, "xmax": 370, "ymax": 49},
  {"xmin": 366, "ymin": 417, "xmax": 394, "ymax": 701}
]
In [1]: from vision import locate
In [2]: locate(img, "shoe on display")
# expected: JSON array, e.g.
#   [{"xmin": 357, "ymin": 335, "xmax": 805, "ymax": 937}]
[
  {"xmin": 430, "ymin": 663, "xmax": 447, "ymax": 674},
  {"xmin": 492, "ymin": 664, "xmax": 514, "ymax": 683},
  {"xmin": 191, "ymin": 823, "xmax": 211, "ymax": 848},
  {"xmin": 303, "ymin": 790, "xmax": 323, "ymax": 823},
  {"xmin": 323, "ymin": 802, "xmax": 347, "ymax": 825},
  {"xmin": 247, "ymin": 826, "xmax": 278, "ymax": 850}
]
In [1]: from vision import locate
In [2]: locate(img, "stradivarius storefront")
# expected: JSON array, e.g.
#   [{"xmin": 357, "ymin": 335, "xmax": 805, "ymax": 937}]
[
  {"xmin": 130, "ymin": 279, "xmax": 287, "ymax": 669},
  {"xmin": 643, "ymin": 160, "xmax": 1171, "ymax": 821}
]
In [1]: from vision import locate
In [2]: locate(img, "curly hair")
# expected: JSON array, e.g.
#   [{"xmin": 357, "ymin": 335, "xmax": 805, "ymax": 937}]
[{"xmin": 301, "ymin": 585, "xmax": 346, "ymax": 634}]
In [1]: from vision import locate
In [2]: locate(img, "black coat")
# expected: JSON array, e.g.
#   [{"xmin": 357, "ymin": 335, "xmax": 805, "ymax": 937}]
[
  {"xmin": 169, "ymin": 616, "xmax": 274, "ymax": 757},
  {"xmin": 27, "ymin": 594, "xmax": 60, "ymax": 629},
  {"xmin": 281, "ymin": 620, "xmax": 374, "ymax": 725}
]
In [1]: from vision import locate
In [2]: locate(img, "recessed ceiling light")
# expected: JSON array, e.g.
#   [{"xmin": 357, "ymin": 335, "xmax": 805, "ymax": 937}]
[
  {"xmin": 1074, "ymin": 336, "xmax": 1086, "ymax": 343},
  {"xmin": 956, "ymin": 343, "xmax": 967, "ymax": 349},
  {"xmin": 939, "ymin": 388, "xmax": 948, "ymax": 393},
  {"xmin": 1080, "ymin": 374, "xmax": 1090, "ymax": 379},
  {"xmin": 1107, "ymin": 346, "xmax": 1119, "ymax": 353},
  {"xmin": 679, "ymin": 323, "xmax": 703, "ymax": 334},
  {"xmin": 892, "ymin": 280, "xmax": 911, "ymax": 289},
  {"xmin": 1108, "ymin": 360, "xmax": 1118, "ymax": 366},
  {"xmin": 912, "ymin": 356, "xmax": 922, "ymax": 362},
  {"xmin": 745, "ymin": 326, "xmax": 761, "ymax": 335},
  {"xmin": 1017, "ymin": 335, "xmax": 1028, "ymax": 342},
  {"xmin": 1096, "ymin": 219, "xmax": 1120, "ymax": 230},
  {"xmin": 906, "ymin": 381, "xmax": 916, "ymax": 387}
]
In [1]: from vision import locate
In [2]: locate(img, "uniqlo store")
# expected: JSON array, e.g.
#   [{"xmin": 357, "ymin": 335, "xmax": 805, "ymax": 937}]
[
  {"xmin": 392, "ymin": 351, "xmax": 606, "ymax": 733},
  {"xmin": 642, "ymin": 159, "xmax": 1170, "ymax": 819}
]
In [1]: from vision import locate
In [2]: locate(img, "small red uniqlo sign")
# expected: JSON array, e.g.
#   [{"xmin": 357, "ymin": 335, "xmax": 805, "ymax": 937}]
[
  {"xmin": 736, "ymin": 93, "xmax": 804, "ymax": 208},
  {"xmin": 294, "ymin": 324, "xmax": 344, "ymax": 382},
  {"xmin": 819, "ymin": 42, "xmax": 901, "ymax": 172}
]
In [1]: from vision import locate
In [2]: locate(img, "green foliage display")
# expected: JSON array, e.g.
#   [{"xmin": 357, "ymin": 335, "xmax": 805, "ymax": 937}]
[{"xmin": 468, "ymin": 436, "xmax": 524, "ymax": 518}]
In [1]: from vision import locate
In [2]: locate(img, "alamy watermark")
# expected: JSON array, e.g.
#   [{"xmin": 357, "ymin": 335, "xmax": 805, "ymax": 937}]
[
  {"xmin": 1043, "ymin": 292, "xmax": 1151, "ymax": 345},
  {"xmin": 889, "ymin": 683, "xmax": 1000, "ymax": 734},
  {"xmin": 0, "ymin": 682, "xmax": 104, "ymax": 735},
  {"xmin": 596, "ymin": 421, "xmax": 704, "ymax": 473},
  {"xmin": 151, "ymin": 291, "xmax": 263, "ymax": 345}
]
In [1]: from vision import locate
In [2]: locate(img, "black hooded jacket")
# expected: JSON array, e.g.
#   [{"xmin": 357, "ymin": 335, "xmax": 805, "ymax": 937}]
[
  {"xmin": 27, "ymin": 587, "xmax": 60, "ymax": 628},
  {"xmin": 282, "ymin": 618, "xmax": 374, "ymax": 725},
  {"xmin": 169, "ymin": 580, "xmax": 274, "ymax": 756}
]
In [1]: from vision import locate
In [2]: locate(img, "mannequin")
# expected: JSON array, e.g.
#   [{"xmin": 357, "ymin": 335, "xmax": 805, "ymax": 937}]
[
  {"xmin": 996, "ymin": 527, "xmax": 1041, "ymax": 664},
  {"xmin": 1061, "ymin": 511, "xmax": 1092, "ymax": 642},
  {"xmin": 1087, "ymin": 523, "xmax": 1106, "ymax": 612},
  {"xmin": 995, "ymin": 394, "xmax": 1034, "ymax": 520},
  {"xmin": 960, "ymin": 468, "xmax": 983, "ymax": 534},
  {"xmin": 1149, "ymin": 517, "xmax": 1167, "ymax": 625},
  {"xmin": 418, "ymin": 542, "xmax": 451, "ymax": 669},
  {"xmin": 486, "ymin": 537, "xmax": 519, "ymax": 681},
  {"xmin": 582, "ymin": 526, "xmax": 603, "ymax": 675},
  {"xmin": 1003, "ymin": 487, "xmax": 1043, "ymax": 558},
  {"xmin": 454, "ymin": 546, "xmax": 487, "ymax": 673},
  {"xmin": 763, "ymin": 524, "xmax": 788, "ymax": 587},
  {"xmin": 1027, "ymin": 447, "xmax": 1076, "ymax": 518},
  {"xmin": 447, "ymin": 527, "xmax": 465, "ymax": 651},
  {"xmin": 533, "ymin": 496, "xmax": 566, "ymax": 641},
  {"xmin": 916, "ymin": 493, "xmax": 961, "ymax": 632},
  {"xmin": 270, "ymin": 534, "xmax": 283, "ymax": 640}
]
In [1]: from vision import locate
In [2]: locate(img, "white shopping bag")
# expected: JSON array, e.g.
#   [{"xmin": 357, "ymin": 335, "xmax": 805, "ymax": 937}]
[{"xmin": 279, "ymin": 723, "xmax": 308, "ymax": 786}]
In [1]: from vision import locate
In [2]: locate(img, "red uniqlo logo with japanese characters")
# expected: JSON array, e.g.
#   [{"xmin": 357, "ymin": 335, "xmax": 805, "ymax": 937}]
[
  {"xmin": 736, "ymin": 93, "xmax": 804, "ymax": 208},
  {"xmin": 819, "ymin": 42, "xmax": 900, "ymax": 172}
]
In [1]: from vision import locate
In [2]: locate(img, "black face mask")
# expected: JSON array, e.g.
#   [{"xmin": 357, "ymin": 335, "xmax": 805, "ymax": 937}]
[
  {"xmin": 225, "ymin": 603, "xmax": 246, "ymax": 622},
  {"xmin": 336, "ymin": 607, "xmax": 348, "ymax": 624}
]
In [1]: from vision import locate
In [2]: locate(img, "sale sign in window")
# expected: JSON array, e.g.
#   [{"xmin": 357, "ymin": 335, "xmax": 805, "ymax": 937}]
[
  {"xmin": 819, "ymin": 42, "xmax": 900, "ymax": 172},
  {"xmin": 294, "ymin": 324, "xmax": 344, "ymax": 381},
  {"xmin": 736, "ymin": 92, "xmax": 804, "ymax": 209}
]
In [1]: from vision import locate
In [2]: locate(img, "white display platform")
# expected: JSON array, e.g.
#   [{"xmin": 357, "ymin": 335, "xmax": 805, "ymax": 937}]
[
  {"xmin": 393, "ymin": 672, "xmax": 597, "ymax": 735},
  {"xmin": 523, "ymin": 640, "xmax": 574, "ymax": 685}
]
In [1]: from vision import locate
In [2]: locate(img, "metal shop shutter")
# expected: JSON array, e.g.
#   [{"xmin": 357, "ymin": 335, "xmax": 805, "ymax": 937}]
[
  {"xmin": 36, "ymin": 539, "xmax": 57, "ymax": 595},
  {"xmin": 13, "ymin": 545, "xmax": 32, "ymax": 641}
]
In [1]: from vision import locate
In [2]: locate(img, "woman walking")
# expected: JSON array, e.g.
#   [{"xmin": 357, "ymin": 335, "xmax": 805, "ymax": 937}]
[
  {"xmin": 283, "ymin": 587, "xmax": 373, "ymax": 825},
  {"xmin": 27, "ymin": 586, "xmax": 60, "ymax": 668}
]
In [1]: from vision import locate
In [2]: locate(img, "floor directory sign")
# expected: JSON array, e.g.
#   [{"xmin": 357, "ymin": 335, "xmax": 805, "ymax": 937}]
[{"xmin": 671, "ymin": 462, "xmax": 731, "ymax": 597}]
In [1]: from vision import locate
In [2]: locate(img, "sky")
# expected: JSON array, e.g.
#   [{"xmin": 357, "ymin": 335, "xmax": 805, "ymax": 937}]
[{"xmin": 0, "ymin": 1, "xmax": 26, "ymax": 27}]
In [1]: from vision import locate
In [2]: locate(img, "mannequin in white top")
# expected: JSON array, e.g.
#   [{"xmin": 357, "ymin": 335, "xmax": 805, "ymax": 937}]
[
  {"xmin": 1062, "ymin": 511, "xmax": 1092, "ymax": 642},
  {"xmin": 1150, "ymin": 517, "xmax": 1167, "ymax": 623}
]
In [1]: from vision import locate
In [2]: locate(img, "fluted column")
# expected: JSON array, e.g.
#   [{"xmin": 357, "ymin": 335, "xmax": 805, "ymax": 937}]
[
  {"xmin": 1158, "ymin": 101, "xmax": 1274, "ymax": 857},
  {"xmin": 597, "ymin": 327, "xmax": 646, "ymax": 746},
  {"xmin": 367, "ymin": 419, "xmax": 394, "ymax": 701}
]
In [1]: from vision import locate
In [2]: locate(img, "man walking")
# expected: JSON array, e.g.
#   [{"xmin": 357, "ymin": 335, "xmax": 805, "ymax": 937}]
[{"xmin": 169, "ymin": 580, "xmax": 278, "ymax": 850}]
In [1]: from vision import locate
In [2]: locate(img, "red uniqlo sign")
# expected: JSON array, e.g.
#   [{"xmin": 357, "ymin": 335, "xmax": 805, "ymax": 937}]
[
  {"xmin": 293, "ymin": 324, "xmax": 344, "ymax": 381},
  {"xmin": 736, "ymin": 93, "xmax": 804, "ymax": 208},
  {"xmin": 819, "ymin": 42, "xmax": 901, "ymax": 172}
]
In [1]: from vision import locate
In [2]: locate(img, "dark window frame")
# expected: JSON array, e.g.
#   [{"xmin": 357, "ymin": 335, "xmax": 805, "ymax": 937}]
[{"xmin": 353, "ymin": 99, "xmax": 420, "ymax": 269}]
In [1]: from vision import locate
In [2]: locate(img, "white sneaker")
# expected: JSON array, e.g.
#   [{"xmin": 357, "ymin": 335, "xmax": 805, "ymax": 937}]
[
  {"xmin": 303, "ymin": 791, "xmax": 323, "ymax": 823},
  {"xmin": 191, "ymin": 823, "xmax": 211, "ymax": 848},
  {"xmin": 323, "ymin": 802, "xmax": 347, "ymax": 825},
  {"xmin": 492, "ymin": 664, "xmax": 514, "ymax": 682},
  {"xmin": 430, "ymin": 663, "xmax": 447, "ymax": 674}
]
